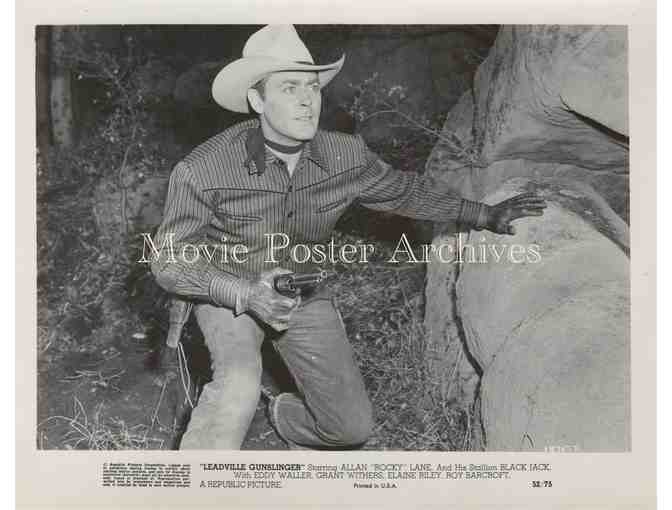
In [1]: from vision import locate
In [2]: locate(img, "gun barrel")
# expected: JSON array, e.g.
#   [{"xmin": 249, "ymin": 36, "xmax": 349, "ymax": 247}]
[
  {"xmin": 273, "ymin": 270, "xmax": 338, "ymax": 296},
  {"xmin": 292, "ymin": 274, "xmax": 322, "ymax": 285},
  {"xmin": 319, "ymin": 269, "xmax": 337, "ymax": 280},
  {"xmin": 293, "ymin": 270, "xmax": 337, "ymax": 285}
]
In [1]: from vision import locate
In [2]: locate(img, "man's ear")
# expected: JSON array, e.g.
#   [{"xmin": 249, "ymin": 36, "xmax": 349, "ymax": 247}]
[{"xmin": 247, "ymin": 89, "xmax": 264, "ymax": 115}]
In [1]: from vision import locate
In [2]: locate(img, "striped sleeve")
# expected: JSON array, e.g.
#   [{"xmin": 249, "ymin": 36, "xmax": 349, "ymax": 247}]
[
  {"xmin": 356, "ymin": 139, "xmax": 490, "ymax": 228},
  {"xmin": 150, "ymin": 161, "xmax": 251, "ymax": 313}
]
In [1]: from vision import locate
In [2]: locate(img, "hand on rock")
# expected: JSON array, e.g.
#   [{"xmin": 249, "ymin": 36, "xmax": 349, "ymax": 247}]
[{"xmin": 486, "ymin": 192, "xmax": 547, "ymax": 235}]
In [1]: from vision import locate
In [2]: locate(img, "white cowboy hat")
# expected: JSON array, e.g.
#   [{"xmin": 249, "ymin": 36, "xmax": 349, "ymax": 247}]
[{"xmin": 212, "ymin": 25, "xmax": 345, "ymax": 113}]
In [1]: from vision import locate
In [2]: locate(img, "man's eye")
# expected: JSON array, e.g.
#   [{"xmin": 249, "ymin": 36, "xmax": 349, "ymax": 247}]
[
  {"xmin": 310, "ymin": 83, "xmax": 320, "ymax": 92},
  {"xmin": 283, "ymin": 86, "xmax": 296, "ymax": 94}
]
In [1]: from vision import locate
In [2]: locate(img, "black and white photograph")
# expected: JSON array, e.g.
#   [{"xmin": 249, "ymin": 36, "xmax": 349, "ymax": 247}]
[{"xmin": 34, "ymin": 23, "xmax": 631, "ymax": 454}]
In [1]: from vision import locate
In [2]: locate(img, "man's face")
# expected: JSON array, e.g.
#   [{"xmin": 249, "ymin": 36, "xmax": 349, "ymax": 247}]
[{"xmin": 250, "ymin": 71, "xmax": 322, "ymax": 145}]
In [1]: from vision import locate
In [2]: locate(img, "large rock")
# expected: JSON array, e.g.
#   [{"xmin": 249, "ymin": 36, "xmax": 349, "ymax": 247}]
[
  {"xmin": 456, "ymin": 178, "xmax": 629, "ymax": 451},
  {"xmin": 472, "ymin": 25, "xmax": 628, "ymax": 169},
  {"xmin": 426, "ymin": 27, "xmax": 629, "ymax": 219},
  {"xmin": 423, "ymin": 25, "xmax": 630, "ymax": 450}
]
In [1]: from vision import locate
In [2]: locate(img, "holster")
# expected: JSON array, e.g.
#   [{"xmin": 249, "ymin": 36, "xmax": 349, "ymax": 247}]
[{"xmin": 166, "ymin": 298, "xmax": 193, "ymax": 349}]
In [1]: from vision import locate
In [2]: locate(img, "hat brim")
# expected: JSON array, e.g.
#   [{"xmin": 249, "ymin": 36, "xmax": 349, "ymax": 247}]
[{"xmin": 212, "ymin": 55, "xmax": 345, "ymax": 113}]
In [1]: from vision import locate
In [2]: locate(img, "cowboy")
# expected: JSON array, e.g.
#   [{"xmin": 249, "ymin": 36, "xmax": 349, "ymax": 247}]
[{"xmin": 150, "ymin": 25, "xmax": 546, "ymax": 449}]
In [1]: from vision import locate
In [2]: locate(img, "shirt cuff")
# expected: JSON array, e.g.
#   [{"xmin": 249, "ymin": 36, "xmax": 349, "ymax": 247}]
[
  {"xmin": 209, "ymin": 276, "xmax": 253, "ymax": 316},
  {"xmin": 458, "ymin": 199, "xmax": 491, "ymax": 231}
]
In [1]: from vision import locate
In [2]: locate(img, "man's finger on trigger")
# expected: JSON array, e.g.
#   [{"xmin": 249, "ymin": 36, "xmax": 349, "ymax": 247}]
[
  {"xmin": 272, "ymin": 311, "xmax": 291, "ymax": 322},
  {"xmin": 280, "ymin": 297, "xmax": 297, "ymax": 308},
  {"xmin": 276, "ymin": 314, "xmax": 292, "ymax": 325},
  {"xmin": 272, "ymin": 304, "xmax": 292, "ymax": 317}
]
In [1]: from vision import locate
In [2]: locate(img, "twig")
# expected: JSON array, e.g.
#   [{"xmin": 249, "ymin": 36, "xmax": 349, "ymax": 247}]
[
  {"xmin": 146, "ymin": 377, "xmax": 168, "ymax": 441},
  {"xmin": 443, "ymin": 347, "xmax": 464, "ymax": 403},
  {"xmin": 361, "ymin": 107, "xmax": 465, "ymax": 154},
  {"xmin": 462, "ymin": 408, "xmax": 472, "ymax": 451},
  {"xmin": 117, "ymin": 124, "xmax": 138, "ymax": 236}
]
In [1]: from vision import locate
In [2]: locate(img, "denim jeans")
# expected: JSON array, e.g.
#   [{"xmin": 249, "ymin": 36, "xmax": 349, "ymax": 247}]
[{"xmin": 179, "ymin": 295, "xmax": 373, "ymax": 449}]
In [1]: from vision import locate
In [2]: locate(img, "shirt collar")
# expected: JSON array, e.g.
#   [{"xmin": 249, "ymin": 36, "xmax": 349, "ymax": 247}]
[
  {"xmin": 304, "ymin": 136, "xmax": 329, "ymax": 173},
  {"xmin": 244, "ymin": 124, "xmax": 330, "ymax": 176},
  {"xmin": 244, "ymin": 126, "xmax": 276, "ymax": 176}
]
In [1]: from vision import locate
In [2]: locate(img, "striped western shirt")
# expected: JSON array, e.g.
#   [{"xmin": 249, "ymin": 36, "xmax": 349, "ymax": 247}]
[{"xmin": 149, "ymin": 118, "xmax": 487, "ymax": 311}]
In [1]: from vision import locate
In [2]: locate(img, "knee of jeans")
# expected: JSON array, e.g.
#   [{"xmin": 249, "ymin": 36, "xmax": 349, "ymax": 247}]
[
  {"xmin": 205, "ymin": 363, "xmax": 262, "ymax": 404},
  {"xmin": 199, "ymin": 369, "xmax": 261, "ymax": 398},
  {"xmin": 211, "ymin": 352, "xmax": 262, "ymax": 383},
  {"xmin": 320, "ymin": 402, "xmax": 374, "ymax": 446}
]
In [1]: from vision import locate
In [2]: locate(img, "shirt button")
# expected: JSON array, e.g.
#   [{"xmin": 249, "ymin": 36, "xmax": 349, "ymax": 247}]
[
  {"xmin": 287, "ymin": 211, "xmax": 294, "ymax": 218},
  {"xmin": 288, "ymin": 185, "xmax": 293, "ymax": 192}
]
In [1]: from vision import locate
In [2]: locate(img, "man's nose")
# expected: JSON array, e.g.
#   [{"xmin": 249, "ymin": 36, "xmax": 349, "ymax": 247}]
[{"xmin": 297, "ymin": 87, "xmax": 314, "ymax": 105}]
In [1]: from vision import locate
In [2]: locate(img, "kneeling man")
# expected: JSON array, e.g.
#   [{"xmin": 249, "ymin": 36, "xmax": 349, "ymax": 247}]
[{"xmin": 150, "ymin": 25, "xmax": 546, "ymax": 449}]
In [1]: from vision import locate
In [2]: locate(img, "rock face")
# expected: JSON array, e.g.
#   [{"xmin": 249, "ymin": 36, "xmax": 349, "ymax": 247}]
[
  {"xmin": 471, "ymin": 26, "xmax": 628, "ymax": 170},
  {"xmin": 424, "ymin": 25, "xmax": 630, "ymax": 451},
  {"xmin": 457, "ymin": 178, "xmax": 629, "ymax": 451}
]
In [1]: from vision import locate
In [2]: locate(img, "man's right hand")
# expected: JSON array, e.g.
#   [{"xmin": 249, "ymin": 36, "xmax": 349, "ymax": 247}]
[{"xmin": 247, "ymin": 268, "xmax": 300, "ymax": 331}]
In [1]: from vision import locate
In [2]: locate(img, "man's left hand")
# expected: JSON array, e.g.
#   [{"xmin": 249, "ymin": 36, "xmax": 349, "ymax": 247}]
[{"xmin": 484, "ymin": 192, "xmax": 547, "ymax": 235}]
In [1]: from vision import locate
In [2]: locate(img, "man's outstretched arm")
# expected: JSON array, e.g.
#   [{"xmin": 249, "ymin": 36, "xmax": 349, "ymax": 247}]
[{"xmin": 356, "ymin": 139, "xmax": 546, "ymax": 234}]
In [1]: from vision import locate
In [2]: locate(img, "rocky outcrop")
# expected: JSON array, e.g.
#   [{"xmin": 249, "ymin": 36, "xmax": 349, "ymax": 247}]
[
  {"xmin": 471, "ymin": 26, "xmax": 628, "ymax": 170},
  {"xmin": 457, "ymin": 178, "xmax": 629, "ymax": 451},
  {"xmin": 424, "ymin": 25, "xmax": 630, "ymax": 451}
]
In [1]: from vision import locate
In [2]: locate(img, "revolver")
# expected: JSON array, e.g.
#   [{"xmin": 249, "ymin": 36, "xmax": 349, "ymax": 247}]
[{"xmin": 273, "ymin": 269, "xmax": 337, "ymax": 298}]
